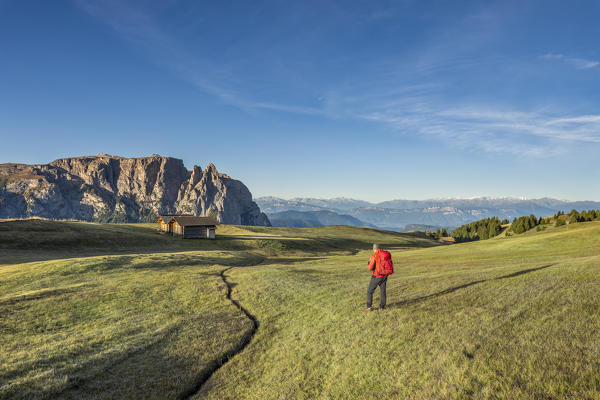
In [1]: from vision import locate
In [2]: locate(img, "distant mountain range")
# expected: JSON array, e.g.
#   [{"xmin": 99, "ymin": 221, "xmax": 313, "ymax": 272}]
[
  {"xmin": 268, "ymin": 210, "xmax": 375, "ymax": 228},
  {"xmin": 256, "ymin": 197, "xmax": 600, "ymax": 231}
]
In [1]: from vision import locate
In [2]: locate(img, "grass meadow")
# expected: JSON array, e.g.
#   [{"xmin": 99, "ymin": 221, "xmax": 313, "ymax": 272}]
[{"xmin": 1, "ymin": 219, "xmax": 599, "ymax": 399}]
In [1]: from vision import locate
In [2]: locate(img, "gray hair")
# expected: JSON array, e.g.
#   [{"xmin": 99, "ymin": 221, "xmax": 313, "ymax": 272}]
[{"xmin": 373, "ymin": 243, "xmax": 380, "ymax": 251}]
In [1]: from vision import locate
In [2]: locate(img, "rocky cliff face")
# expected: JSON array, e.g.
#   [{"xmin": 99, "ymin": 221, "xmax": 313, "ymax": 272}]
[{"xmin": 0, "ymin": 154, "xmax": 271, "ymax": 226}]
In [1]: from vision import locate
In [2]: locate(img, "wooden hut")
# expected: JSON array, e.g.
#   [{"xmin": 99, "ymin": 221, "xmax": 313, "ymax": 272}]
[
  {"xmin": 438, "ymin": 237, "xmax": 456, "ymax": 244},
  {"xmin": 171, "ymin": 216, "xmax": 218, "ymax": 239},
  {"xmin": 157, "ymin": 215, "xmax": 176, "ymax": 233}
]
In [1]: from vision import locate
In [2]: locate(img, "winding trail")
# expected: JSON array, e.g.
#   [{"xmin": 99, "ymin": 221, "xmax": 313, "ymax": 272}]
[{"xmin": 179, "ymin": 266, "xmax": 260, "ymax": 399}]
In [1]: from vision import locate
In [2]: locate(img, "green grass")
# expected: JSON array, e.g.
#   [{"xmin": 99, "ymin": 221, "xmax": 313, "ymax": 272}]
[
  {"xmin": 0, "ymin": 219, "xmax": 432, "ymax": 264},
  {"xmin": 194, "ymin": 221, "xmax": 600, "ymax": 399},
  {"xmin": 0, "ymin": 251, "xmax": 261, "ymax": 399},
  {"xmin": 1, "ymin": 219, "xmax": 600, "ymax": 399}
]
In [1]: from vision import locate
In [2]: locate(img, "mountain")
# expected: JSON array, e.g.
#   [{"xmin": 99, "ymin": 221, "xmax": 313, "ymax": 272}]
[
  {"xmin": 401, "ymin": 224, "xmax": 451, "ymax": 233},
  {"xmin": 255, "ymin": 196, "xmax": 600, "ymax": 231},
  {"xmin": 0, "ymin": 154, "xmax": 270, "ymax": 225},
  {"xmin": 377, "ymin": 197, "xmax": 600, "ymax": 213},
  {"xmin": 268, "ymin": 210, "xmax": 374, "ymax": 228},
  {"xmin": 288, "ymin": 197, "xmax": 373, "ymax": 211},
  {"xmin": 348, "ymin": 206, "xmax": 479, "ymax": 230},
  {"xmin": 253, "ymin": 197, "xmax": 330, "ymax": 214}
]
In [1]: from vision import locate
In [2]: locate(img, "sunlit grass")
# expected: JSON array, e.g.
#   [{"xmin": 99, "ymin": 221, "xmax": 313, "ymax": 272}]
[
  {"xmin": 0, "ymin": 219, "xmax": 433, "ymax": 399},
  {"xmin": 2, "ymin": 219, "xmax": 600, "ymax": 399},
  {"xmin": 0, "ymin": 251, "xmax": 258, "ymax": 399},
  {"xmin": 196, "ymin": 222, "xmax": 600, "ymax": 399}
]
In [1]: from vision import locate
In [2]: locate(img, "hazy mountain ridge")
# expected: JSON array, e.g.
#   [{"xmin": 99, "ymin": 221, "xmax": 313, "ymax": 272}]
[
  {"xmin": 401, "ymin": 224, "xmax": 451, "ymax": 233},
  {"xmin": 0, "ymin": 154, "xmax": 270, "ymax": 225},
  {"xmin": 268, "ymin": 210, "xmax": 375, "ymax": 228},
  {"xmin": 256, "ymin": 196, "xmax": 600, "ymax": 231},
  {"xmin": 288, "ymin": 197, "xmax": 373, "ymax": 210}
]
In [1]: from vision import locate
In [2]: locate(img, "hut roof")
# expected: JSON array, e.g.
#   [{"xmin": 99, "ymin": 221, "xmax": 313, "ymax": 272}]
[
  {"xmin": 438, "ymin": 237, "xmax": 456, "ymax": 243},
  {"xmin": 171, "ymin": 216, "xmax": 218, "ymax": 227},
  {"xmin": 157, "ymin": 215, "xmax": 178, "ymax": 223},
  {"xmin": 157, "ymin": 214, "xmax": 198, "ymax": 223}
]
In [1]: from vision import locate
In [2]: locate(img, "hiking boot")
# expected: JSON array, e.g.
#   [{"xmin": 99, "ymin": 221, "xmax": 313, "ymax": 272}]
[{"xmin": 363, "ymin": 307, "xmax": 373, "ymax": 312}]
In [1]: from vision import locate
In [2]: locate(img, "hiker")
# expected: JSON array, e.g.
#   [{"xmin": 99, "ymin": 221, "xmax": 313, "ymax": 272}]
[{"xmin": 364, "ymin": 243, "xmax": 394, "ymax": 311}]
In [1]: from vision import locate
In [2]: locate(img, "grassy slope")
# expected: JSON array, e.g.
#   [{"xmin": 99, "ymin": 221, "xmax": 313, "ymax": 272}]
[
  {"xmin": 0, "ymin": 219, "xmax": 432, "ymax": 399},
  {"xmin": 0, "ymin": 220, "xmax": 431, "ymax": 264},
  {"xmin": 2, "ymin": 219, "xmax": 599, "ymax": 399},
  {"xmin": 196, "ymin": 221, "xmax": 600, "ymax": 399},
  {"xmin": 0, "ymin": 252, "xmax": 262, "ymax": 399}
]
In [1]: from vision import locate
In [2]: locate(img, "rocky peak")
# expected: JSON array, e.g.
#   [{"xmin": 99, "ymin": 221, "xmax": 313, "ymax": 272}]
[
  {"xmin": 188, "ymin": 165, "xmax": 204, "ymax": 188},
  {"xmin": 0, "ymin": 154, "xmax": 270, "ymax": 226},
  {"xmin": 205, "ymin": 163, "xmax": 218, "ymax": 173}
]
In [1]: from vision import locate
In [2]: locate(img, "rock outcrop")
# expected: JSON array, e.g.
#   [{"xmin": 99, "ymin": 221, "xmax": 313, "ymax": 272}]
[{"xmin": 0, "ymin": 154, "xmax": 271, "ymax": 226}]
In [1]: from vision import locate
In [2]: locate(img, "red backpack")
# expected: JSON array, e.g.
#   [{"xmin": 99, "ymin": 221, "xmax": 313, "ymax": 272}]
[{"xmin": 377, "ymin": 250, "xmax": 394, "ymax": 277}]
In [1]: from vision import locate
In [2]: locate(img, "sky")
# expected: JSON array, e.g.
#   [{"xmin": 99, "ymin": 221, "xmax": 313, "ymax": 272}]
[{"xmin": 1, "ymin": 0, "xmax": 599, "ymax": 202}]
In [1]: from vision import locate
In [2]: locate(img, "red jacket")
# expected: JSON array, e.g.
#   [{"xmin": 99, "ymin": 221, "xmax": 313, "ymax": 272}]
[{"xmin": 368, "ymin": 249, "xmax": 388, "ymax": 278}]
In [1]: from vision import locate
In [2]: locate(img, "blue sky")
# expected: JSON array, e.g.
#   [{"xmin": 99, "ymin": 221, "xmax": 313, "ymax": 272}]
[{"xmin": 1, "ymin": 0, "xmax": 599, "ymax": 202}]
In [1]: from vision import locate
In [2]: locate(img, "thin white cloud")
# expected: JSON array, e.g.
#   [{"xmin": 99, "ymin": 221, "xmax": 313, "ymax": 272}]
[
  {"xmin": 75, "ymin": 0, "xmax": 316, "ymax": 114},
  {"xmin": 75, "ymin": 2, "xmax": 600, "ymax": 158},
  {"xmin": 357, "ymin": 101, "xmax": 600, "ymax": 156},
  {"xmin": 547, "ymin": 115, "xmax": 600, "ymax": 125},
  {"xmin": 248, "ymin": 102, "xmax": 327, "ymax": 116},
  {"xmin": 541, "ymin": 53, "xmax": 599, "ymax": 70},
  {"xmin": 567, "ymin": 58, "xmax": 600, "ymax": 70},
  {"xmin": 541, "ymin": 53, "xmax": 564, "ymax": 60}
]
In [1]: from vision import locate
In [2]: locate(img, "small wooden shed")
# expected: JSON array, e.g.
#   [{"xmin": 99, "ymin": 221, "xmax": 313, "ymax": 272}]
[
  {"xmin": 157, "ymin": 215, "xmax": 177, "ymax": 234},
  {"xmin": 438, "ymin": 237, "xmax": 456, "ymax": 244},
  {"xmin": 171, "ymin": 216, "xmax": 218, "ymax": 239}
]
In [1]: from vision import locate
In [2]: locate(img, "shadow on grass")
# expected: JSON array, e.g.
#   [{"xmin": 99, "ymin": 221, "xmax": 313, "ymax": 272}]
[
  {"xmin": 0, "ymin": 284, "xmax": 96, "ymax": 305},
  {"xmin": 0, "ymin": 219, "xmax": 439, "ymax": 266},
  {"xmin": 43, "ymin": 321, "xmax": 185, "ymax": 399},
  {"xmin": 178, "ymin": 266, "xmax": 260, "ymax": 399},
  {"xmin": 257, "ymin": 257, "xmax": 328, "ymax": 266},
  {"xmin": 389, "ymin": 264, "xmax": 555, "ymax": 308}
]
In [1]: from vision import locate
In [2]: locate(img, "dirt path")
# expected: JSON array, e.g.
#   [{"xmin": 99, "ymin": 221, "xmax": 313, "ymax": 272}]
[{"xmin": 179, "ymin": 265, "xmax": 261, "ymax": 399}]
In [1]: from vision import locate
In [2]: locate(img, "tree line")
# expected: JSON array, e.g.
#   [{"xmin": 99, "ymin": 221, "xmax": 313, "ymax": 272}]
[
  {"xmin": 450, "ymin": 217, "xmax": 503, "ymax": 242},
  {"xmin": 450, "ymin": 208, "xmax": 600, "ymax": 242},
  {"xmin": 509, "ymin": 215, "xmax": 541, "ymax": 234},
  {"xmin": 435, "ymin": 228, "xmax": 449, "ymax": 238},
  {"xmin": 566, "ymin": 209, "xmax": 600, "ymax": 223}
]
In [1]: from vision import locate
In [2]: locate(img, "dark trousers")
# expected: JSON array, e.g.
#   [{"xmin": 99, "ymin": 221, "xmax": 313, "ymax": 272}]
[{"xmin": 366, "ymin": 275, "xmax": 388, "ymax": 308}]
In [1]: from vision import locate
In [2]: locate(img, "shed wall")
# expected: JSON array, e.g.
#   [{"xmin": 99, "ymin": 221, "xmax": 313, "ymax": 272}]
[
  {"xmin": 182, "ymin": 226, "xmax": 207, "ymax": 238},
  {"xmin": 159, "ymin": 222, "xmax": 173, "ymax": 233},
  {"xmin": 173, "ymin": 223, "xmax": 184, "ymax": 236}
]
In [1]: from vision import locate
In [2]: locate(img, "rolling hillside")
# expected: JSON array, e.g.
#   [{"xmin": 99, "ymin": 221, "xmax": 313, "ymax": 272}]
[{"xmin": 2, "ymin": 219, "xmax": 600, "ymax": 399}]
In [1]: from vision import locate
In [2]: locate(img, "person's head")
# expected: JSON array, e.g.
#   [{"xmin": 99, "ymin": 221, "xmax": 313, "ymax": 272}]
[{"xmin": 372, "ymin": 243, "xmax": 380, "ymax": 252}]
